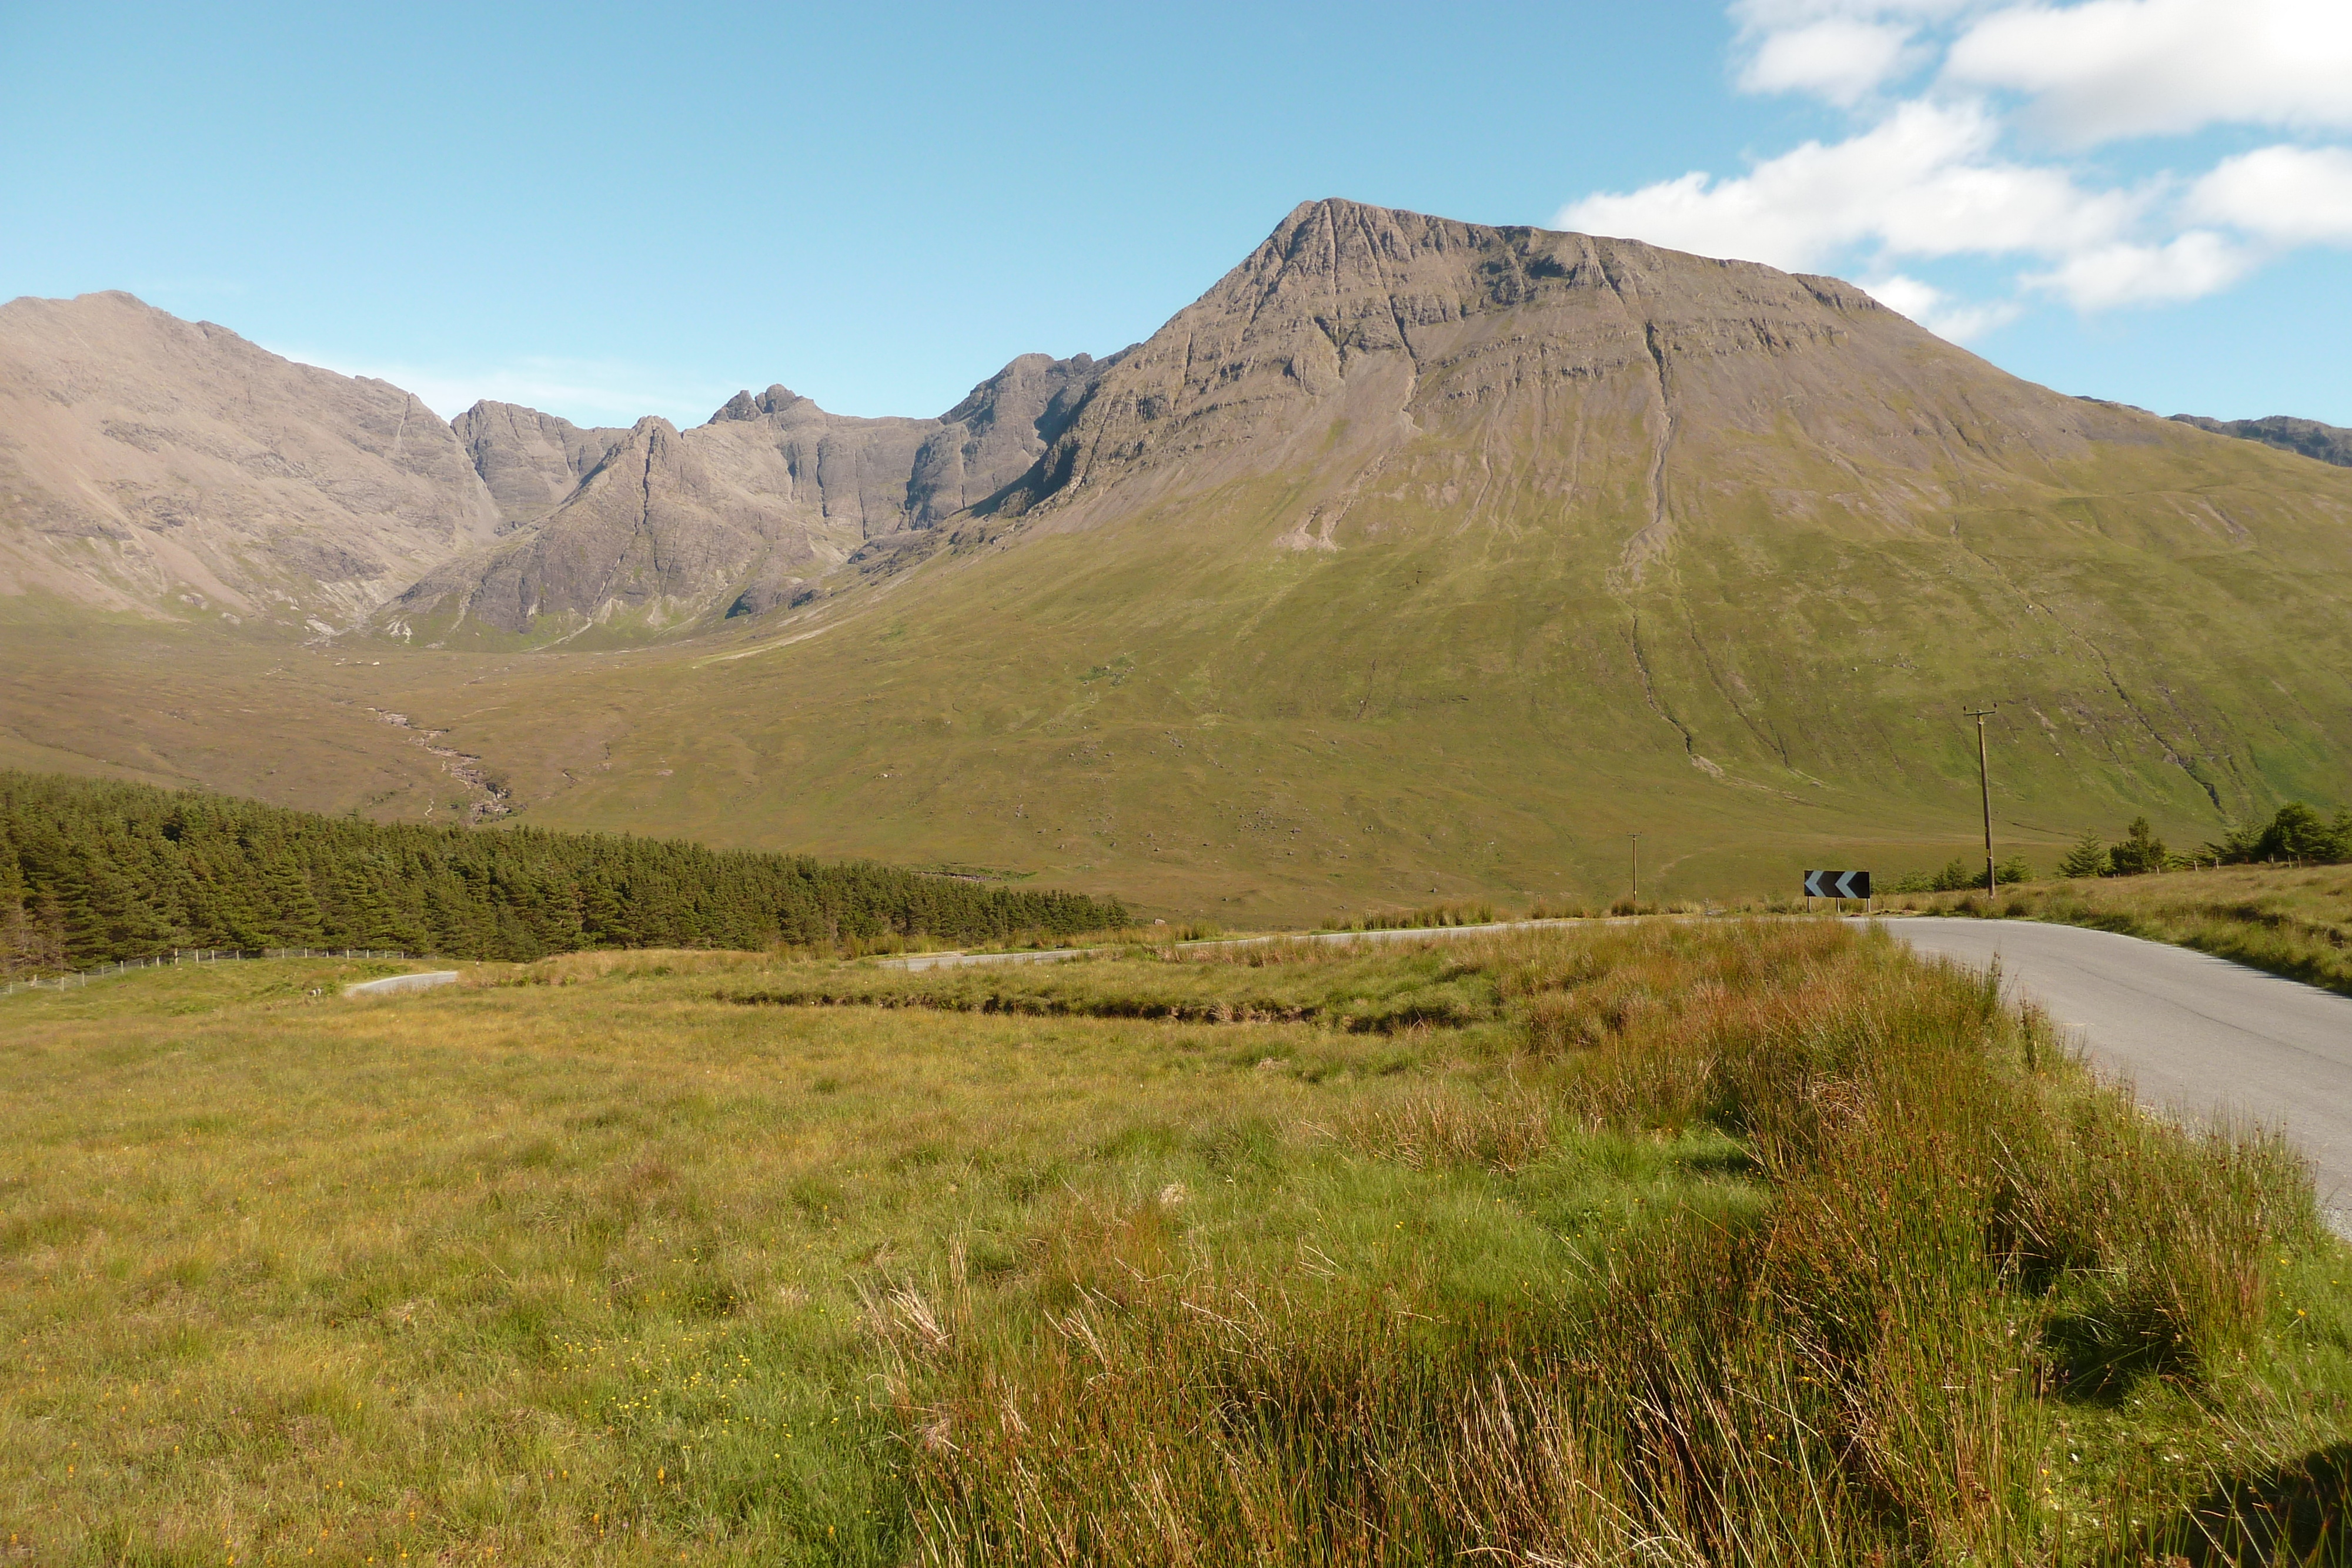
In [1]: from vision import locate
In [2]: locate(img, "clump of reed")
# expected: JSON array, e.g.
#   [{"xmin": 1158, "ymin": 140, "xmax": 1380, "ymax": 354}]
[
  {"xmin": 1327, "ymin": 901, "xmax": 1500, "ymax": 933},
  {"xmin": 1524, "ymin": 896, "xmax": 1598, "ymax": 920}
]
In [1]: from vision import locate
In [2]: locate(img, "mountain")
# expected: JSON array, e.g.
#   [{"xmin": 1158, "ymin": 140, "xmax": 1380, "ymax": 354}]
[
  {"xmin": 0, "ymin": 290, "xmax": 1112, "ymax": 642},
  {"xmin": 0, "ymin": 290, "xmax": 499, "ymax": 626},
  {"xmin": 387, "ymin": 350, "xmax": 1117, "ymax": 643},
  {"xmin": 399, "ymin": 199, "xmax": 2352, "ymax": 914},
  {"xmin": 5, "ymin": 200, "xmax": 2351, "ymax": 918},
  {"xmin": 986, "ymin": 200, "xmax": 2160, "ymax": 536},
  {"xmin": 2170, "ymin": 413, "xmax": 2352, "ymax": 469}
]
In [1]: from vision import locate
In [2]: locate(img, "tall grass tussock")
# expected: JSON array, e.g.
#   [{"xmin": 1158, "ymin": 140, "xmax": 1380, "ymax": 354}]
[{"xmin": 886, "ymin": 923, "xmax": 2331, "ymax": 1565}]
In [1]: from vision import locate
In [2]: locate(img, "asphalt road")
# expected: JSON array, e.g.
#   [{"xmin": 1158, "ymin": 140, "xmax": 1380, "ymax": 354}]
[{"xmin": 1877, "ymin": 918, "xmax": 2352, "ymax": 1227}]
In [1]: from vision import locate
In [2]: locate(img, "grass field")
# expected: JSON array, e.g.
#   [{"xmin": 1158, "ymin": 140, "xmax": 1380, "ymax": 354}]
[
  {"xmin": 5, "ymin": 923, "xmax": 2348, "ymax": 1563},
  {"xmin": 1888, "ymin": 863, "xmax": 2352, "ymax": 995}
]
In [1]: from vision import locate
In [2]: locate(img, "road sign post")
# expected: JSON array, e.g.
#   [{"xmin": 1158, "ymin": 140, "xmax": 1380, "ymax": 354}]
[{"xmin": 1803, "ymin": 871, "xmax": 1872, "ymax": 914}]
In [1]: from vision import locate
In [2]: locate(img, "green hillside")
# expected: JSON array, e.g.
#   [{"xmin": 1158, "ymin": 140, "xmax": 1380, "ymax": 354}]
[{"xmin": 397, "ymin": 436, "xmax": 2342, "ymax": 921}]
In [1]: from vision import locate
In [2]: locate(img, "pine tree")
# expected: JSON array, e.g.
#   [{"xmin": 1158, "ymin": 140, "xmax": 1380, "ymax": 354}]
[
  {"xmin": 2058, "ymin": 830, "xmax": 2109, "ymax": 878},
  {"xmin": 2258, "ymin": 802, "xmax": 2347, "ymax": 864},
  {"xmin": 2107, "ymin": 817, "xmax": 2167, "ymax": 877}
]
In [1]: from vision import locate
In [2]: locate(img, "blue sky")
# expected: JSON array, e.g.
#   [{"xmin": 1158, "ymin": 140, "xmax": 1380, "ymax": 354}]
[{"xmin": 4, "ymin": 1, "xmax": 2346, "ymax": 427}]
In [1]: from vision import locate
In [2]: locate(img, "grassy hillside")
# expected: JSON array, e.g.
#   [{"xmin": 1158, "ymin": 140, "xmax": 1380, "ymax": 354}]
[
  {"xmin": 5, "ymin": 405, "xmax": 2351, "ymax": 926},
  {"xmin": 5, "ymin": 923, "xmax": 2346, "ymax": 1562},
  {"xmin": 329, "ymin": 411, "xmax": 2352, "ymax": 923}
]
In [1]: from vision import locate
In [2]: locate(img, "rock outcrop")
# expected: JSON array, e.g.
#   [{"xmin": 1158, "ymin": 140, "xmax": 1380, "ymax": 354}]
[{"xmin": 0, "ymin": 291, "xmax": 499, "ymax": 624}]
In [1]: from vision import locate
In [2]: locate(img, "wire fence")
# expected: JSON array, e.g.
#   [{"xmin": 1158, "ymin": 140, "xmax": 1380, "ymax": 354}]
[{"xmin": 1, "ymin": 947, "xmax": 416, "ymax": 998}]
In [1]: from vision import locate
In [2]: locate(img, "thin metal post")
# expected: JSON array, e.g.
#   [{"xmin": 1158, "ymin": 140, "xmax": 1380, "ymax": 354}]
[{"xmin": 1631, "ymin": 834, "xmax": 1640, "ymax": 913}]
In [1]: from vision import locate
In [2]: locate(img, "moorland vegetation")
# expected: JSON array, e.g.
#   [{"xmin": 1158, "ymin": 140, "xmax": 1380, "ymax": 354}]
[
  {"xmin": 4, "ymin": 921, "xmax": 2345, "ymax": 1563},
  {"xmin": 0, "ymin": 771, "xmax": 1125, "ymax": 975}
]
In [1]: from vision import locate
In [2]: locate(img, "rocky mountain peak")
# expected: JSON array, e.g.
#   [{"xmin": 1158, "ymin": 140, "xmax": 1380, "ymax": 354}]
[
  {"xmin": 983, "ymin": 198, "xmax": 2128, "ymax": 536},
  {"xmin": 452, "ymin": 400, "xmax": 630, "ymax": 530},
  {"xmin": 2170, "ymin": 412, "xmax": 2352, "ymax": 468},
  {"xmin": 710, "ymin": 385, "xmax": 808, "ymax": 424},
  {"xmin": 388, "ymin": 345, "xmax": 1121, "ymax": 641}
]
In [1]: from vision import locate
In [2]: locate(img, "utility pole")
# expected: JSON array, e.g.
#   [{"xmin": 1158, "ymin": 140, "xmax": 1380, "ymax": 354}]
[
  {"xmin": 1631, "ymin": 833, "xmax": 1641, "ymax": 914},
  {"xmin": 1963, "ymin": 706, "xmax": 1998, "ymax": 897}
]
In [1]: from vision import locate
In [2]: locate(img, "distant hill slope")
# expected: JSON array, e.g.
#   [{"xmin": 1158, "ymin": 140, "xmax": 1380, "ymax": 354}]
[
  {"xmin": 0, "ymin": 292, "xmax": 1113, "ymax": 643},
  {"xmin": 2170, "ymin": 413, "xmax": 2352, "ymax": 469},
  {"xmin": 0, "ymin": 291, "xmax": 500, "ymax": 626}
]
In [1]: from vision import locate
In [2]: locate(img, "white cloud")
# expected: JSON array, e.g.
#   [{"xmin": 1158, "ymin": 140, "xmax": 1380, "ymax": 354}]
[
  {"xmin": 1864, "ymin": 273, "xmax": 2024, "ymax": 338},
  {"xmin": 263, "ymin": 347, "xmax": 721, "ymax": 428},
  {"xmin": 1728, "ymin": 1, "xmax": 1979, "ymax": 103},
  {"xmin": 1729, "ymin": 0, "xmax": 1973, "ymax": 28},
  {"xmin": 1740, "ymin": 18, "xmax": 1923, "ymax": 105},
  {"xmin": 1945, "ymin": 0, "xmax": 2352, "ymax": 143},
  {"xmin": 1558, "ymin": 100, "xmax": 2135, "ymax": 271},
  {"xmin": 1558, "ymin": 0, "xmax": 2352, "ymax": 330},
  {"xmin": 2187, "ymin": 143, "xmax": 2352, "ymax": 244},
  {"xmin": 2023, "ymin": 230, "xmax": 2254, "ymax": 307}
]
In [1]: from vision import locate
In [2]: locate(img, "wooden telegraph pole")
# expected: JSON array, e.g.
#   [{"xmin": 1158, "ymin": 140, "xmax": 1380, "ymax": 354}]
[{"xmin": 1963, "ymin": 706, "xmax": 1998, "ymax": 897}]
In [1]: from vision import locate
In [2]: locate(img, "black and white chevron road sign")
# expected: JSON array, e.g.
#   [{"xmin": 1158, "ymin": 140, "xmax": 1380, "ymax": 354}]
[{"xmin": 1803, "ymin": 870, "xmax": 1871, "ymax": 899}]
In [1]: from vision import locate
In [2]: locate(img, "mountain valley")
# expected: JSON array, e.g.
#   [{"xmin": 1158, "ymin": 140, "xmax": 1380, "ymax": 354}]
[{"xmin": 6, "ymin": 199, "xmax": 2351, "ymax": 919}]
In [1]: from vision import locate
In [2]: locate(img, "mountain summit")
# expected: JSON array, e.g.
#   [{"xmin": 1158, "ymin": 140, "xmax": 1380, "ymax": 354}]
[
  {"xmin": 0, "ymin": 290, "xmax": 497, "ymax": 625},
  {"xmin": 993, "ymin": 198, "xmax": 2157, "ymax": 544}
]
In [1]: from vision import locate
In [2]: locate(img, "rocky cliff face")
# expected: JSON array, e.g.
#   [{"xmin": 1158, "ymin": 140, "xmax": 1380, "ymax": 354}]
[
  {"xmin": 453, "ymin": 402, "xmax": 632, "ymax": 529},
  {"xmin": 392, "ymin": 350, "xmax": 1118, "ymax": 641},
  {"xmin": 0, "ymin": 291, "xmax": 499, "ymax": 625}
]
